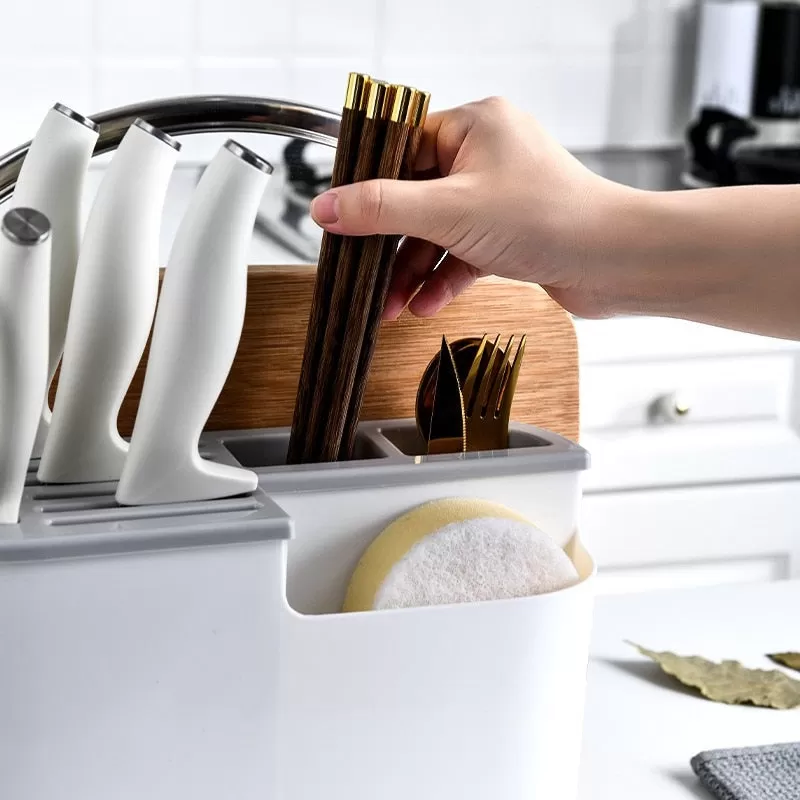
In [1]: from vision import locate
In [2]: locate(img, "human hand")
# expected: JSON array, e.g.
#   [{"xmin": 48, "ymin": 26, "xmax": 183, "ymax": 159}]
[{"xmin": 309, "ymin": 96, "xmax": 636, "ymax": 320}]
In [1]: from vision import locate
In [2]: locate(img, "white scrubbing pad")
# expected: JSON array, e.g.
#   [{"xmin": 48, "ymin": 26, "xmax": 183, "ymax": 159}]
[
  {"xmin": 343, "ymin": 498, "xmax": 580, "ymax": 612},
  {"xmin": 373, "ymin": 516, "xmax": 579, "ymax": 610}
]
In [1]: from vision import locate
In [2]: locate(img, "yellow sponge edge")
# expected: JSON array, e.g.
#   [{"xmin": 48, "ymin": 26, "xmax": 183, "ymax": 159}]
[{"xmin": 342, "ymin": 498, "xmax": 532, "ymax": 613}]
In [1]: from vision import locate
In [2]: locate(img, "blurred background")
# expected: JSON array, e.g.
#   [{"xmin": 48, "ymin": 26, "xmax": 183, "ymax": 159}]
[
  {"xmin": 0, "ymin": 0, "xmax": 699, "ymax": 264},
  {"xmin": 3, "ymin": 0, "xmax": 800, "ymax": 595},
  {"xmin": 0, "ymin": 0, "xmax": 696, "ymax": 153}
]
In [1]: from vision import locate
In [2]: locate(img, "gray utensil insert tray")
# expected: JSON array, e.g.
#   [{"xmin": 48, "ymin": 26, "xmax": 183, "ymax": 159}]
[
  {"xmin": 1, "ymin": 439, "xmax": 292, "ymax": 563},
  {"xmin": 0, "ymin": 419, "xmax": 588, "ymax": 564}
]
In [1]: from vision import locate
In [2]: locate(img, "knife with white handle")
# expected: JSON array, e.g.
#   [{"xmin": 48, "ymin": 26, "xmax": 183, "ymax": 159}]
[
  {"xmin": 0, "ymin": 208, "xmax": 51, "ymax": 523},
  {"xmin": 38, "ymin": 119, "xmax": 180, "ymax": 484},
  {"xmin": 9, "ymin": 103, "xmax": 99, "ymax": 458},
  {"xmin": 116, "ymin": 140, "xmax": 272, "ymax": 505}
]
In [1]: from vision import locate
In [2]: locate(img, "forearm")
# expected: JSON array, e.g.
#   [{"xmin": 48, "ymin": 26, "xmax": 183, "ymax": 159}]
[{"xmin": 595, "ymin": 184, "xmax": 800, "ymax": 340}]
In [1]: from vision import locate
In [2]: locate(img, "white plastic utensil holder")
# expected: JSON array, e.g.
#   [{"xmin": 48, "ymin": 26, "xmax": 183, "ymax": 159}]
[{"xmin": 0, "ymin": 418, "xmax": 594, "ymax": 800}]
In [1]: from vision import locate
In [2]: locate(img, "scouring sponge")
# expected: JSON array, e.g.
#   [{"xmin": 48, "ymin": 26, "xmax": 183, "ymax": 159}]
[{"xmin": 343, "ymin": 498, "xmax": 579, "ymax": 612}]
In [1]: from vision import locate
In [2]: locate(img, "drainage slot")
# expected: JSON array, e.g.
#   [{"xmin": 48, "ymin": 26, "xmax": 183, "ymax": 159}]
[
  {"xmin": 36, "ymin": 498, "xmax": 120, "ymax": 513},
  {"xmin": 32, "ymin": 485, "xmax": 117, "ymax": 501},
  {"xmin": 47, "ymin": 496, "xmax": 260, "ymax": 526}
]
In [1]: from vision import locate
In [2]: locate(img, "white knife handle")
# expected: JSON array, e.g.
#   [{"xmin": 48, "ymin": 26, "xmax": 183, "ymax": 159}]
[
  {"xmin": 38, "ymin": 120, "xmax": 180, "ymax": 484},
  {"xmin": 0, "ymin": 209, "xmax": 51, "ymax": 523},
  {"xmin": 9, "ymin": 104, "xmax": 98, "ymax": 457},
  {"xmin": 116, "ymin": 141, "xmax": 272, "ymax": 505}
]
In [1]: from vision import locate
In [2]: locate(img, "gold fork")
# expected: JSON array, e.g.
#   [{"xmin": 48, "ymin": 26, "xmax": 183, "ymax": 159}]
[{"xmin": 461, "ymin": 333, "xmax": 527, "ymax": 451}]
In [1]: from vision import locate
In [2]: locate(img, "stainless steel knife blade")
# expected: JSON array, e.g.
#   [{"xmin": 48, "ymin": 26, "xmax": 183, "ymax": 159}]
[{"xmin": 427, "ymin": 335, "xmax": 466, "ymax": 455}]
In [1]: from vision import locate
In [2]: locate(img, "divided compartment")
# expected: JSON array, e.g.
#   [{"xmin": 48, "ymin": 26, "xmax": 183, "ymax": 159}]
[
  {"xmin": 377, "ymin": 419, "xmax": 552, "ymax": 456},
  {"xmin": 222, "ymin": 426, "xmax": 392, "ymax": 469},
  {"xmin": 216, "ymin": 418, "xmax": 585, "ymax": 482},
  {"xmin": 220, "ymin": 419, "xmax": 556, "ymax": 469}
]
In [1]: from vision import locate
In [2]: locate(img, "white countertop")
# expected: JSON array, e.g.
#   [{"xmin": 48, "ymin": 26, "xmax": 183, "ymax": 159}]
[{"xmin": 579, "ymin": 579, "xmax": 800, "ymax": 799}]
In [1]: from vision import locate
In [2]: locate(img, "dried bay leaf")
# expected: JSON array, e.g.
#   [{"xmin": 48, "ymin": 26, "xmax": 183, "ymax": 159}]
[
  {"xmin": 767, "ymin": 652, "xmax": 800, "ymax": 673},
  {"xmin": 627, "ymin": 642, "xmax": 800, "ymax": 709}
]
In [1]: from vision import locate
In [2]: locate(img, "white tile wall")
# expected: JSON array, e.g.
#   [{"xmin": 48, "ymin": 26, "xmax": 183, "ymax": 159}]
[
  {"xmin": 94, "ymin": 0, "xmax": 192, "ymax": 58},
  {"xmin": 0, "ymin": 0, "xmax": 698, "ymax": 160}
]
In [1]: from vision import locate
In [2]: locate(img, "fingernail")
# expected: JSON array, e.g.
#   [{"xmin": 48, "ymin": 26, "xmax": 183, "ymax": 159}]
[{"xmin": 311, "ymin": 191, "xmax": 340, "ymax": 225}]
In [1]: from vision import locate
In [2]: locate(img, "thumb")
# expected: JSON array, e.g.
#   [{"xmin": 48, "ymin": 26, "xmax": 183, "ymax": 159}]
[{"xmin": 310, "ymin": 176, "xmax": 465, "ymax": 244}]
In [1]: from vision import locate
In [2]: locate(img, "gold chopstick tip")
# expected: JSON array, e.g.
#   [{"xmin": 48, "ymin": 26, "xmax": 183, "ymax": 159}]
[
  {"xmin": 413, "ymin": 90, "xmax": 431, "ymax": 127},
  {"xmin": 366, "ymin": 80, "xmax": 388, "ymax": 119},
  {"xmin": 345, "ymin": 72, "xmax": 369, "ymax": 110},
  {"xmin": 391, "ymin": 86, "xmax": 414, "ymax": 123}
]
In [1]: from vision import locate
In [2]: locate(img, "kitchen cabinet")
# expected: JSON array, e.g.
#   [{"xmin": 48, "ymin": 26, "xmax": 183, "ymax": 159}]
[
  {"xmin": 581, "ymin": 482, "xmax": 800, "ymax": 594},
  {"xmin": 575, "ymin": 316, "xmax": 800, "ymax": 593}
]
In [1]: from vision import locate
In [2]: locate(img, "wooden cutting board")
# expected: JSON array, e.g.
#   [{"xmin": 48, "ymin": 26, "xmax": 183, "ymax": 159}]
[{"xmin": 51, "ymin": 266, "xmax": 579, "ymax": 443}]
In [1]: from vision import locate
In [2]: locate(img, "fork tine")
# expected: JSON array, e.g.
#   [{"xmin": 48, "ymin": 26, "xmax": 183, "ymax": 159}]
[
  {"xmin": 461, "ymin": 334, "xmax": 488, "ymax": 414},
  {"xmin": 499, "ymin": 334, "xmax": 527, "ymax": 428},
  {"xmin": 488, "ymin": 335, "xmax": 515, "ymax": 417},
  {"xmin": 474, "ymin": 334, "xmax": 502, "ymax": 417}
]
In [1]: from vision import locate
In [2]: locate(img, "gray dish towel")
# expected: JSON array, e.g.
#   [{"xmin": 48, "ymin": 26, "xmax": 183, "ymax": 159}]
[{"xmin": 691, "ymin": 742, "xmax": 800, "ymax": 800}]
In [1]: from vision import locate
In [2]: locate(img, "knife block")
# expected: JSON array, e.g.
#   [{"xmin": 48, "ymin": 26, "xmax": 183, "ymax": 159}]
[{"xmin": 4, "ymin": 267, "xmax": 594, "ymax": 800}]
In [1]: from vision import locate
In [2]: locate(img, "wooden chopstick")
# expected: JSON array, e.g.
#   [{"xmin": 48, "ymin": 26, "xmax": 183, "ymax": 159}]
[
  {"xmin": 312, "ymin": 86, "xmax": 416, "ymax": 463},
  {"xmin": 338, "ymin": 90, "xmax": 430, "ymax": 460},
  {"xmin": 400, "ymin": 90, "xmax": 430, "ymax": 180},
  {"xmin": 286, "ymin": 72, "xmax": 369, "ymax": 464},
  {"xmin": 301, "ymin": 79, "xmax": 391, "ymax": 463},
  {"xmin": 289, "ymin": 75, "xmax": 430, "ymax": 465}
]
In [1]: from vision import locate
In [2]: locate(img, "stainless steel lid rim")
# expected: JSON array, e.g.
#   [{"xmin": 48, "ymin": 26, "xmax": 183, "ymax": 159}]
[{"xmin": 0, "ymin": 94, "xmax": 342, "ymax": 202}]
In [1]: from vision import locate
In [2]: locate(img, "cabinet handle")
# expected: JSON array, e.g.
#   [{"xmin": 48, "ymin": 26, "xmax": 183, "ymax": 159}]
[{"xmin": 651, "ymin": 391, "xmax": 692, "ymax": 423}]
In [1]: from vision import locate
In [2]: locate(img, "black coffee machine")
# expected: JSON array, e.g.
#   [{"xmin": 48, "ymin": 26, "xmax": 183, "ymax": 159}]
[{"xmin": 685, "ymin": 0, "xmax": 800, "ymax": 186}]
